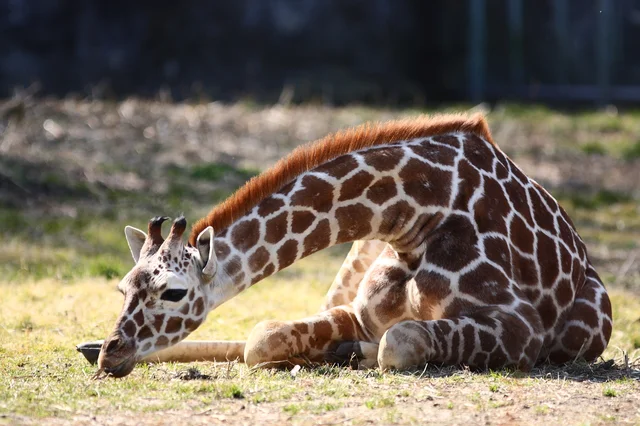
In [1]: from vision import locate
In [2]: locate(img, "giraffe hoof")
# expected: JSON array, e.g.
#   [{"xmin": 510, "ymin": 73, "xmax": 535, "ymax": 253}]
[
  {"xmin": 325, "ymin": 341, "xmax": 379, "ymax": 369},
  {"xmin": 325, "ymin": 341, "xmax": 363, "ymax": 368},
  {"xmin": 378, "ymin": 324, "xmax": 427, "ymax": 371},
  {"xmin": 76, "ymin": 340, "xmax": 104, "ymax": 365}
]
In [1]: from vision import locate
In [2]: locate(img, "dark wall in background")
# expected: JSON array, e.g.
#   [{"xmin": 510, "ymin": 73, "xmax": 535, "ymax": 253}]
[{"xmin": 2, "ymin": 0, "xmax": 640, "ymax": 104}]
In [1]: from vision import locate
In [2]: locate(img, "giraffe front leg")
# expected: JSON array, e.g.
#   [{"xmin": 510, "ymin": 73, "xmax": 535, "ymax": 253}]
[
  {"xmin": 378, "ymin": 303, "xmax": 544, "ymax": 371},
  {"xmin": 142, "ymin": 340, "xmax": 246, "ymax": 363},
  {"xmin": 244, "ymin": 304, "xmax": 371, "ymax": 368}
]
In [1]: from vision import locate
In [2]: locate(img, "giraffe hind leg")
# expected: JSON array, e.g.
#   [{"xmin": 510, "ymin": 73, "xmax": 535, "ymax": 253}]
[
  {"xmin": 377, "ymin": 303, "xmax": 544, "ymax": 372},
  {"xmin": 545, "ymin": 270, "xmax": 613, "ymax": 364},
  {"xmin": 322, "ymin": 240, "xmax": 387, "ymax": 311}
]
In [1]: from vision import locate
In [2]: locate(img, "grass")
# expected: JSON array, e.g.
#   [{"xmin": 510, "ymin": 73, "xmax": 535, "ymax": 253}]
[{"xmin": 1, "ymin": 250, "xmax": 639, "ymax": 424}]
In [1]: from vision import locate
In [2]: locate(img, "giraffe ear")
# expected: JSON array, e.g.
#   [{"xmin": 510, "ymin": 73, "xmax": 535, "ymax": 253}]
[
  {"xmin": 124, "ymin": 226, "xmax": 147, "ymax": 263},
  {"xmin": 196, "ymin": 226, "xmax": 217, "ymax": 279}
]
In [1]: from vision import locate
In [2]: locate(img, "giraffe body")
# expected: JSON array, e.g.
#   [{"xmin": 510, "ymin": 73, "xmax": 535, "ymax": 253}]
[{"xmin": 97, "ymin": 114, "xmax": 612, "ymax": 376}]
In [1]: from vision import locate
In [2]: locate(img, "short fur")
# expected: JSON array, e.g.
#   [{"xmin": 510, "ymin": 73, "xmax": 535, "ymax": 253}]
[{"xmin": 188, "ymin": 113, "xmax": 492, "ymax": 245}]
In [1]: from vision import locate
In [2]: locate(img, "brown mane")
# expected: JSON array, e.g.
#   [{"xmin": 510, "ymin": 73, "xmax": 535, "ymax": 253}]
[{"xmin": 188, "ymin": 112, "xmax": 492, "ymax": 245}]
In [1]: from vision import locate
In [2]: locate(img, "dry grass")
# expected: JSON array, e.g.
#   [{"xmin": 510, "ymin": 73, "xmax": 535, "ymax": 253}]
[{"xmin": 1, "ymin": 248, "xmax": 640, "ymax": 425}]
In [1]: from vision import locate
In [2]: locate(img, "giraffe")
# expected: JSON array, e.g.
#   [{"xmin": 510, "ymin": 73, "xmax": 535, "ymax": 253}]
[{"xmin": 93, "ymin": 113, "xmax": 612, "ymax": 377}]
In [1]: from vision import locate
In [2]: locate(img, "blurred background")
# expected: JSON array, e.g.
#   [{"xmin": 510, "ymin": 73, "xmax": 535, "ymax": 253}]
[
  {"xmin": 0, "ymin": 0, "xmax": 639, "ymax": 290},
  {"xmin": 2, "ymin": 0, "xmax": 640, "ymax": 104}
]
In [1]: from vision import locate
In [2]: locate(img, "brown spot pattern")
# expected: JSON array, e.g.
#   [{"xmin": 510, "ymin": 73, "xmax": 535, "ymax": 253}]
[
  {"xmin": 399, "ymin": 158, "xmax": 451, "ymax": 207},
  {"xmin": 303, "ymin": 219, "xmax": 331, "ymax": 257},
  {"xmin": 374, "ymin": 268, "xmax": 409, "ymax": 324},
  {"xmin": 415, "ymin": 269, "xmax": 452, "ymax": 304},
  {"xmin": 193, "ymin": 298, "xmax": 205, "ymax": 316},
  {"xmin": 537, "ymin": 232, "xmax": 559, "ymax": 288},
  {"xmin": 529, "ymin": 188, "xmax": 555, "ymax": 231},
  {"xmin": 362, "ymin": 147, "xmax": 404, "ymax": 171},
  {"xmin": 249, "ymin": 247, "xmax": 270, "ymax": 272},
  {"xmin": 410, "ymin": 141, "xmax": 456, "ymax": 166},
  {"xmin": 512, "ymin": 250, "xmax": 538, "ymax": 287},
  {"xmin": 503, "ymin": 179, "xmax": 534, "ymax": 227},
  {"xmin": 425, "ymin": 215, "xmax": 479, "ymax": 271},
  {"xmin": 338, "ymin": 171, "xmax": 375, "ymax": 201},
  {"xmin": 133, "ymin": 310, "xmax": 144, "ymax": 327},
  {"xmin": 432, "ymin": 135, "xmax": 461, "ymax": 149},
  {"xmin": 258, "ymin": 196, "xmax": 285, "ymax": 217},
  {"xmin": 463, "ymin": 135, "xmax": 494, "ymax": 172},
  {"xmin": 459, "ymin": 263, "xmax": 513, "ymax": 305},
  {"xmin": 231, "ymin": 219, "xmax": 260, "ymax": 252},
  {"xmin": 314, "ymin": 155, "xmax": 358, "ymax": 179},
  {"xmin": 122, "ymin": 320, "xmax": 136, "ymax": 337},
  {"xmin": 291, "ymin": 211, "xmax": 316, "ymax": 233},
  {"xmin": 537, "ymin": 295, "xmax": 558, "ymax": 330},
  {"xmin": 452, "ymin": 159, "xmax": 481, "ymax": 211},
  {"xmin": 336, "ymin": 203, "xmax": 373, "ymax": 243},
  {"xmin": 475, "ymin": 179, "xmax": 509, "ymax": 235},
  {"xmin": 277, "ymin": 239, "xmax": 299, "ymax": 270},
  {"xmin": 510, "ymin": 215, "xmax": 534, "ymax": 253},
  {"xmin": 366, "ymin": 177, "xmax": 397, "ymax": 205},
  {"xmin": 379, "ymin": 201, "xmax": 415, "ymax": 235},
  {"xmin": 165, "ymin": 317, "xmax": 183, "ymax": 334},
  {"xmin": 265, "ymin": 212, "xmax": 288, "ymax": 244},
  {"xmin": 291, "ymin": 175, "xmax": 334, "ymax": 213},
  {"xmin": 483, "ymin": 237, "xmax": 512, "ymax": 277},
  {"xmin": 215, "ymin": 241, "xmax": 231, "ymax": 261}
]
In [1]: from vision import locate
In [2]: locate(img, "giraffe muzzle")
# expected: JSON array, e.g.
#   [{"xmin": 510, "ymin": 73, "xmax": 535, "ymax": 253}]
[
  {"xmin": 102, "ymin": 356, "xmax": 137, "ymax": 378},
  {"xmin": 98, "ymin": 334, "xmax": 138, "ymax": 378}
]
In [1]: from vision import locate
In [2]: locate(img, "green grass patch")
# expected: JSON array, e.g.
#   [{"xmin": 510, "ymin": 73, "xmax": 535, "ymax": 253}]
[
  {"xmin": 555, "ymin": 190, "xmax": 633, "ymax": 211},
  {"xmin": 190, "ymin": 162, "xmax": 258, "ymax": 182},
  {"xmin": 622, "ymin": 140, "xmax": 640, "ymax": 160},
  {"xmin": 580, "ymin": 141, "xmax": 608, "ymax": 156},
  {"xmin": 365, "ymin": 397, "xmax": 395, "ymax": 409}
]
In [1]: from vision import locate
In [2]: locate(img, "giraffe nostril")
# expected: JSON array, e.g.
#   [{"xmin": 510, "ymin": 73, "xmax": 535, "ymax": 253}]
[{"xmin": 105, "ymin": 338, "xmax": 122, "ymax": 354}]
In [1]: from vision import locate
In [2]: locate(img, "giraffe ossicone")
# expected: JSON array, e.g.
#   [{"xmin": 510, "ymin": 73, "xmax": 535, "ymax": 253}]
[{"xmin": 90, "ymin": 113, "xmax": 612, "ymax": 377}]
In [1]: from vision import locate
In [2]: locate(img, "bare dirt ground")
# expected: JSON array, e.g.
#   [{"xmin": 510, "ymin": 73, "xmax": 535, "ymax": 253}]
[{"xmin": 1, "ymin": 99, "xmax": 640, "ymax": 425}]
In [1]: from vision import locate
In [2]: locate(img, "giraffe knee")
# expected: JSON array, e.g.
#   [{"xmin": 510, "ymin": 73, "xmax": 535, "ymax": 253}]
[
  {"xmin": 378, "ymin": 322, "xmax": 431, "ymax": 371},
  {"xmin": 244, "ymin": 320, "xmax": 291, "ymax": 368}
]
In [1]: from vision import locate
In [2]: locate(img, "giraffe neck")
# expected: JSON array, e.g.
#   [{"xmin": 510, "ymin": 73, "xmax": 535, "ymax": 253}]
[{"xmin": 205, "ymin": 140, "xmax": 455, "ymax": 310}]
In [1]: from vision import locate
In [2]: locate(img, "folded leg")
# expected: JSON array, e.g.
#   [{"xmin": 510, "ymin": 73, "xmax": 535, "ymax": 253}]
[
  {"xmin": 545, "ymin": 267, "xmax": 613, "ymax": 363},
  {"xmin": 244, "ymin": 304, "xmax": 371, "ymax": 368},
  {"xmin": 377, "ymin": 303, "xmax": 544, "ymax": 371},
  {"xmin": 322, "ymin": 240, "xmax": 387, "ymax": 310}
]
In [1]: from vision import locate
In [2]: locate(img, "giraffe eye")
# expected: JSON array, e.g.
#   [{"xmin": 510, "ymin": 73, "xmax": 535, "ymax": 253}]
[{"xmin": 160, "ymin": 289, "xmax": 188, "ymax": 302}]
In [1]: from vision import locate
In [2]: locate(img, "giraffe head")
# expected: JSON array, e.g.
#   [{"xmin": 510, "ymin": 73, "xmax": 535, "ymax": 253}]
[{"xmin": 98, "ymin": 216, "xmax": 219, "ymax": 377}]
